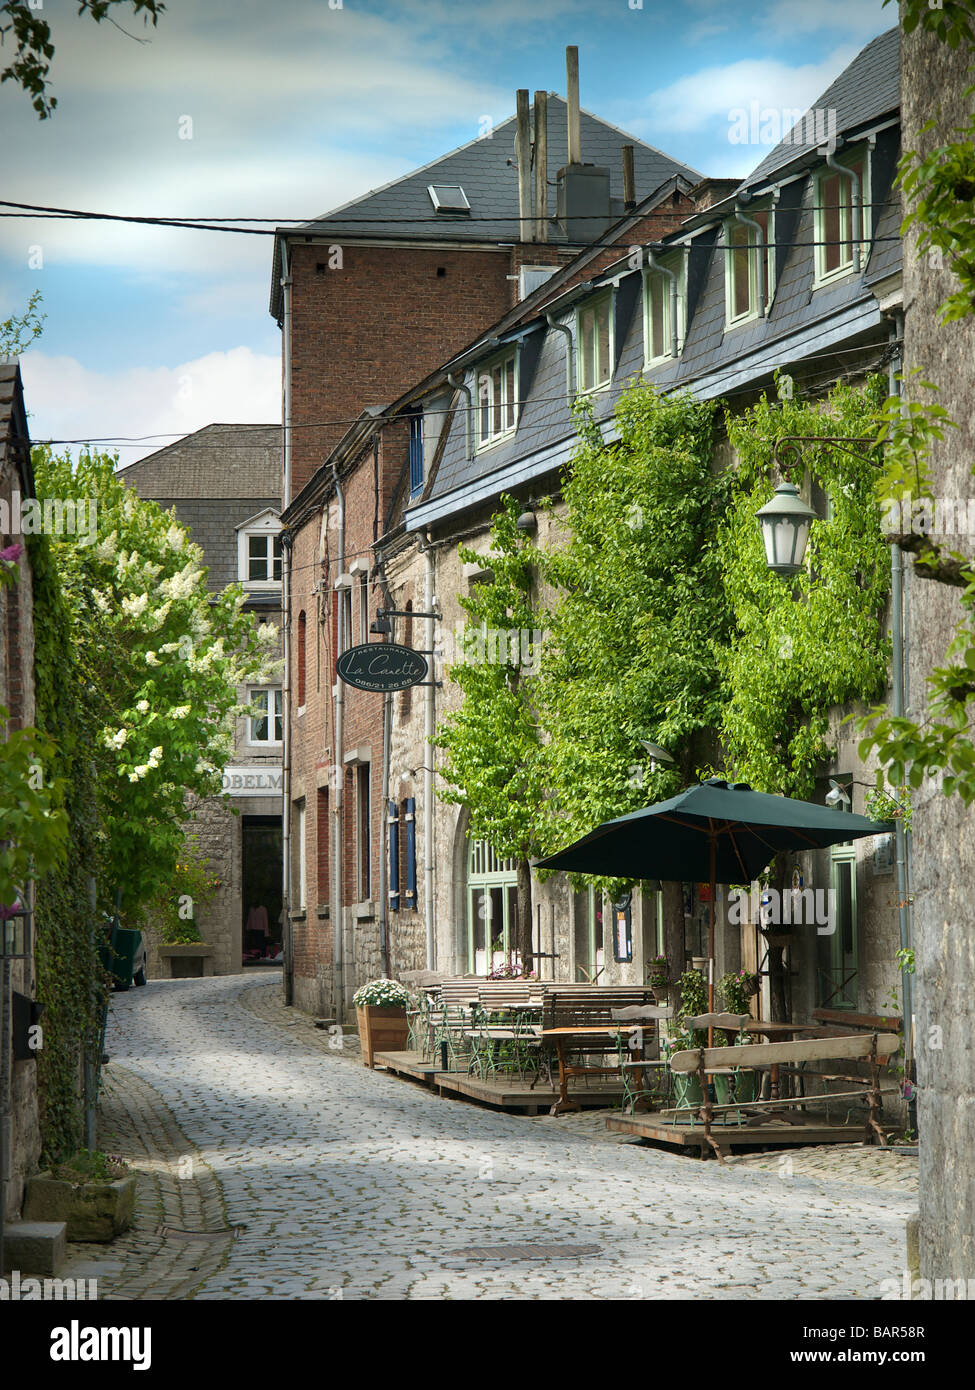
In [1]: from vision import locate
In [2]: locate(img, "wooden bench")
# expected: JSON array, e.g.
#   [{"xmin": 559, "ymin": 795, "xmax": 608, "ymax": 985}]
[{"xmin": 668, "ymin": 1032, "xmax": 901, "ymax": 1160}]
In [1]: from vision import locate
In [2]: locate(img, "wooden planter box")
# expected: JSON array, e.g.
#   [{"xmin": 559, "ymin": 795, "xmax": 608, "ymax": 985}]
[
  {"xmin": 158, "ymin": 943, "xmax": 214, "ymax": 978},
  {"xmin": 356, "ymin": 1005, "xmax": 409, "ymax": 1068},
  {"xmin": 24, "ymin": 1172, "xmax": 136, "ymax": 1243}
]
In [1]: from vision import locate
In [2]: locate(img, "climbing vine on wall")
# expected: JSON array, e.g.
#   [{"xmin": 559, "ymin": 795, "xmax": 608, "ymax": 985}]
[
  {"xmin": 28, "ymin": 528, "xmax": 105, "ymax": 1162},
  {"xmin": 718, "ymin": 376, "xmax": 891, "ymax": 797}
]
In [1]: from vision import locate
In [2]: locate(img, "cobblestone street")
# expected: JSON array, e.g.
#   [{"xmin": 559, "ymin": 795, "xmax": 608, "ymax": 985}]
[{"xmin": 63, "ymin": 974, "xmax": 917, "ymax": 1301}]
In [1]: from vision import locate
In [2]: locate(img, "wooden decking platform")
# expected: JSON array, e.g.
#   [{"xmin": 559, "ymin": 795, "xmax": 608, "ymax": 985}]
[
  {"xmin": 373, "ymin": 1050, "xmax": 624, "ymax": 1113},
  {"xmin": 373, "ymin": 1050, "xmax": 443, "ymax": 1082},
  {"xmin": 606, "ymin": 1109, "xmax": 871, "ymax": 1155}
]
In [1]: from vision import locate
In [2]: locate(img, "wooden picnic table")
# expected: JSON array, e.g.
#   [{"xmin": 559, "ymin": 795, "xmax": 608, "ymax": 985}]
[{"xmin": 540, "ymin": 1025, "xmax": 647, "ymax": 1116}]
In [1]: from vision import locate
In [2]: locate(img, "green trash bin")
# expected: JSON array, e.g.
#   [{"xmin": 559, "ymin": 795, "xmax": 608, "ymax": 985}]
[{"xmin": 108, "ymin": 927, "xmax": 142, "ymax": 991}]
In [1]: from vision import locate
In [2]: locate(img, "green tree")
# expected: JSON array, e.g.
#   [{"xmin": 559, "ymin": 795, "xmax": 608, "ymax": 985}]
[
  {"xmin": 536, "ymin": 388, "xmax": 727, "ymax": 878},
  {"xmin": 436, "ymin": 497, "xmax": 546, "ymax": 973},
  {"xmin": 1, "ymin": 1, "xmax": 165, "ymax": 118},
  {"xmin": 32, "ymin": 446, "xmax": 278, "ymax": 916},
  {"xmin": 0, "ymin": 290, "xmax": 45, "ymax": 356}
]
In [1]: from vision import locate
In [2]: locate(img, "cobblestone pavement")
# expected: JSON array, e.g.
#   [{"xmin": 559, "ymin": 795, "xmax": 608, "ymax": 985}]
[{"xmin": 69, "ymin": 973, "xmax": 916, "ymax": 1300}]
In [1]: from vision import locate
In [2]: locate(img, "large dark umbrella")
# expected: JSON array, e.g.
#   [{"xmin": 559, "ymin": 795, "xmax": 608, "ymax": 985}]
[{"xmin": 535, "ymin": 777, "xmax": 891, "ymax": 1011}]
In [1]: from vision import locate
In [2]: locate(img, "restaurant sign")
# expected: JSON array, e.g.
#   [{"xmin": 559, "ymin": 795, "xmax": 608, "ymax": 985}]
[{"xmin": 336, "ymin": 642, "xmax": 428, "ymax": 692}]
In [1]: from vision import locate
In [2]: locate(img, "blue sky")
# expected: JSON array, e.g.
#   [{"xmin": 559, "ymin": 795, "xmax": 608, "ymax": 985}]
[{"xmin": 0, "ymin": 0, "xmax": 895, "ymax": 463}]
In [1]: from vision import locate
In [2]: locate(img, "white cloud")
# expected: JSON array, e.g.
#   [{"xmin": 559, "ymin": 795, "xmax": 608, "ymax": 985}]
[
  {"xmin": 762, "ymin": 0, "xmax": 891, "ymax": 40},
  {"xmin": 20, "ymin": 346, "xmax": 280, "ymax": 468},
  {"xmin": 638, "ymin": 48, "xmax": 859, "ymax": 134}
]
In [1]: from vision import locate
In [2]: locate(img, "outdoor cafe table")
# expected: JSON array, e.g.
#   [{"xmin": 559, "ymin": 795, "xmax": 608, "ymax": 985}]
[
  {"xmin": 741, "ymin": 1020, "xmax": 818, "ymax": 1099},
  {"xmin": 540, "ymin": 1025, "xmax": 647, "ymax": 1116}
]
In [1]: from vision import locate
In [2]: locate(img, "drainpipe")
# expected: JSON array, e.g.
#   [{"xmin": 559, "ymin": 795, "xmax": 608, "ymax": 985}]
[
  {"xmin": 646, "ymin": 244, "xmax": 679, "ymax": 359},
  {"xmin": 545, "ymin": 312, "xmax": 576, "ymax": 405},
  {"xmin": 825, "ymin": 147, "xmax": 862, "ymax": 274},
  {"xmin": 281, "ymin": 253, "xmax": 293, "ymax": 508},
  {"xmin": 446, "ymin": 372, "xmax": 473, "ymax": 460},
  {"xmin": 888, "ymin": 313, "xmax": 914, "ymax": 1084},
  {"xmin": 734, "ymin": 202, "xmax": 766, "ymax": 319},
  {"xmin": 331, "ymin": 466, "xmax": 346, "ymax": 1019},
  {"xmin": 280, "ymin": 251, "xmax": 294, "ymax": 1004},
  {"xmin": 422, "ymin": 537, "xmax": 437, "ymax": 971}
]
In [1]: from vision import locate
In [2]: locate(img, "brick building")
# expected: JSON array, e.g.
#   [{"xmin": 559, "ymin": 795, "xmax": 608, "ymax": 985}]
[
  {"xmin": 275, "ymin": 62, "xmax": 704, "ymax": 1017},
  {"xmin": 119, "ymin": 425, "xmax": 284, "ymax": 978}
]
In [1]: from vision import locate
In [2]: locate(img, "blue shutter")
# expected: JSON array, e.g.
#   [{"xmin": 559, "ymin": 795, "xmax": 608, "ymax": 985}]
[
  {"xmin": 388, "ymin": 800, "xmax": 400, "ymax": 912},
  {"xmin": 404, "ymin": 798, "xmax": 417, "ymax": 909}
]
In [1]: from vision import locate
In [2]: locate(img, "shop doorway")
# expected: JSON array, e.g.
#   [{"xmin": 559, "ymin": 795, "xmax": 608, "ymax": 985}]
[{"xmin": 242, "ymin": 815, "xmax": 283, "ymax": 967}]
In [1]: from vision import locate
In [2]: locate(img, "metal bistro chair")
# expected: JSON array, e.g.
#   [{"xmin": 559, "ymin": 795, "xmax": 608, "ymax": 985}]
[{"xmin": 611, "ymin": 1005, "xmax": 673, "ymax": 1114}]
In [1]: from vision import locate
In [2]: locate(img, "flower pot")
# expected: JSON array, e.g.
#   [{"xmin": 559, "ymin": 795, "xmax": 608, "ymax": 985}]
[
  {"xmin": 734, "ymin": 1070, "xmax": 758, "ymax": 1104},
  {"xmin": 673, "ymin": 1072, "xmax": 704, "ymax": 1111},
  {"xmin": 650, "ymin": 982, "xmax": 670, "ymax": 1004},
  {"xmin": 356, "ymin": 1005, "xmax": 409, "ymax": 1068},
  {"xmin": 713, "ymin": 1073, "xmax": 732, "ymax": 1106},
  {"xmin": 23, "ymin": 1172, "xmax": 136, "ymax": 1243},
  {"xmin": 743, "ymin": 975, "xmax": 760, "ymax": 997}
]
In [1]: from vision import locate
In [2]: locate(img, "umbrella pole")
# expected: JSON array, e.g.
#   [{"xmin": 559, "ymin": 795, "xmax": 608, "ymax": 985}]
[{"xmin": 707, "ymin": 836, "xmax": 716, "ymax": 1048}]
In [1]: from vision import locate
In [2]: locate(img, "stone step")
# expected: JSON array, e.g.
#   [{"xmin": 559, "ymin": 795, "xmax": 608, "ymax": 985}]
[{"xmin": 2, "ymin": 1220, "xmax": 67, "ymax": 1276}]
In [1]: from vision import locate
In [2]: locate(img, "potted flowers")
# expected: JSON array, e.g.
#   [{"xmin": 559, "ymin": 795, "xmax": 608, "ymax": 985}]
[
  {"xmin": 717, "ymin": 968, "xmax": 759, "ymax": 1017},
  {"xmin": 648, "ymin": 954, "xmax": 670, "ymax": 1002},
  {"xmin": 353, "ymin": 978, "xmax": 413, "ymax": 1067}
]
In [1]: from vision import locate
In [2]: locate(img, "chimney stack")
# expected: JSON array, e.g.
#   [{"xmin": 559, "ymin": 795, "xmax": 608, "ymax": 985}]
[
  {"xmin": 516, "ymin": 88, "xmax": 532, "ymax": 242},
  {"xmin": 566, "ymin": 46, "xmax": 581, "ymax": 166},
  {"xmin": 533, "ymin": 90, "xmax": 548, "ymax": 242},
  {"xmin": 622, "ymin": 145, "xmax": 636, "ymax": 212}
]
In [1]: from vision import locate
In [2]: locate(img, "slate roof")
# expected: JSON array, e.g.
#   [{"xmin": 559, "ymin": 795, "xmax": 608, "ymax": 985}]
[
  {"xmin": 400, "ymin": 29, "xmax": 903, "ymax": 531},
  {"xmin": 743, "ymin": 28, "xmax": 900, "ymax": 190},
  {"xmin": 117, "ymin": 424, "xmax": 281, "ymax": 500},
  {"xmin": 270, "ymin": 98, "xmax": 700, "ymax": 318}
]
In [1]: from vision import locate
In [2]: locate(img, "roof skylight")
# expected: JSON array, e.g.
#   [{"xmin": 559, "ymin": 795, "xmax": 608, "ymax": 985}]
[{"xmin": 427, "ymin": 184, "xmax": 471, "ymax": 214}]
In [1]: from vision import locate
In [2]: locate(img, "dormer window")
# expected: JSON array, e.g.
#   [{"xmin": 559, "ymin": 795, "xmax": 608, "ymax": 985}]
[
  {"xmin": 644, "ymin": 257, "xmax": 685, "ymax": 366},
  {"xmin": 238, "ymin": 510, "xmax": 283, "ymax": 587},
  {"xmin": 476, "ymin": 350, "xmax": 518, "ymax": 448},
  {"xmin": 577, "ymin": 292, "xmax": 613, "ymax": 392},
  {"xmin": 814, "ymin": 148, "xmax": 870, "ymax": 286},
  {"xmin": 725, "ymin": 208, "xmax": 774, "ymax": 328}
]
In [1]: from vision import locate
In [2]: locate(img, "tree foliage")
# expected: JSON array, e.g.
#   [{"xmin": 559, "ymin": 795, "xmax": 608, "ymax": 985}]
[
  {"xmin": 0, "ymin": 1, "xmax": 165, "ymax": 118},
  {"xmin": 32, "ymin": 446, "xmax": 278, "ymax": 914}
]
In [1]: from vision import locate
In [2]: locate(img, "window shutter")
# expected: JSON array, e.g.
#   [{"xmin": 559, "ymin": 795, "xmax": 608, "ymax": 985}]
[
  {"xmin": 404, "ymin": 797, "xmax": 417, "ymax": 909},
  {"xmin": 388, "ymin": 800, "xmax": 400, "ymax": 912}
]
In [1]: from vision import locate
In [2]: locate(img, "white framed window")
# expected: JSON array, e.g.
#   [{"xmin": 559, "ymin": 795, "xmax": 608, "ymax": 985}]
[
  {"xmin": 248, "ymin": 686, "xmax": 283, "ymax": 745},
  {"xmin": 644, "ymin": 261, "xmax": 685, "ymax": 366},
  {"xmin": 813, "ymin": 149, "xmax": 870, "ymax": 286},
  {"xmin": 476, "ymin": 351, "xmax": 518, "ymax": 448},
  {"xmin": 238, "ymin": 510, "xmax": 282, "ymax": 588},
  {"xmin": 577, "ymin": 292, "xmax": 613, "ymax": 392},
  {"xmin": 724, "ymin": 209, "xmax": 774, "ymax": 328}
]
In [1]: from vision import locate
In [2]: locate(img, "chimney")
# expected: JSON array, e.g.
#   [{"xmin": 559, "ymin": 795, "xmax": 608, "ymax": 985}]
[
  {"xmin": 533, "ymin": 90, "xmax": 548, "ymax": 242},
  {"xmin": 622, "ymin": 145, "xmax": 636, "ymax": 212},
  {"xmin": 566, "ymin": 45, "xmax": 581, "ymax": 165},
  {"xmin": 556, "ymin": 47, "xmax": 611, "ymax": 244},
  {"xmin": 516, "ymin": 88, "xmax": 532, "ymax": 242}
]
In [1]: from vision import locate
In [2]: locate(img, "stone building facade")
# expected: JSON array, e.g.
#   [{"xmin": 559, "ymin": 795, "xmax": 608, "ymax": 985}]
[
  {"xmin": 0, "ymin": 360, "xmax": 41, "ymax": 1219},
  {"xmin": 900, "ymin": 21, "xmax": 975, "ymax": 1283},
  {"xmin": 119, "ymin": 425, "xmax": 284, "ymax": 979}
]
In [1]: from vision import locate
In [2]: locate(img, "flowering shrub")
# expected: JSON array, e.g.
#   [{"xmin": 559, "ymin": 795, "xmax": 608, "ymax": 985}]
[
  {"xmin": 353, "ymin": 978, "xmax": 412, "ymax": 1008},
  {"xmin": 717, "ymin": 968, "xmax": 758, "ymax": 1016}
]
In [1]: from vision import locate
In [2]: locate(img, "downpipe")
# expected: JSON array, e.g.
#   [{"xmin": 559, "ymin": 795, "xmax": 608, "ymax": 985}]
[{"xmin": 331, "ymin": 467, "xmax": 346, "ymax": 1020}]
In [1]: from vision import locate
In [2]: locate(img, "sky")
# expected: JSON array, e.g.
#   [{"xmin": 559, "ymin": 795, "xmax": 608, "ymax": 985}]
[{"xmin": 0, "ymin": 0, "xmax": 896, "ymax": 465}]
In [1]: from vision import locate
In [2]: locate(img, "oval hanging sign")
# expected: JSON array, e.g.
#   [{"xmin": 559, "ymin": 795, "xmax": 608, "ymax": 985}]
[{"xmin": 336, "ymin": 642, "xmax": 428, "ymax": 692}]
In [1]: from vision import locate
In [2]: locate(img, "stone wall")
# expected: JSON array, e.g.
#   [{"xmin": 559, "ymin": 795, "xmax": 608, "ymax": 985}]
[{"xmin": 901, "ymin": 21, "xmax": 975, "ymax": 1282}]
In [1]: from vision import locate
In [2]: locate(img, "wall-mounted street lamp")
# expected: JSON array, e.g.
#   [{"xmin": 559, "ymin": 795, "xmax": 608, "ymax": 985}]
[
  {"xmin": 755, "ymin": 482, "xmax": 818, "ymax": 577},
  {"xmin": 370, "ymin": 612, "xmax": 392, "ymax": 635},
  {"xmin": 640, "ymin": 740, "xmax": 674, "ymax": 775},
  {"xmin": 516, "ymin": 507, "xmax": 537, "ymax": 533}
]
